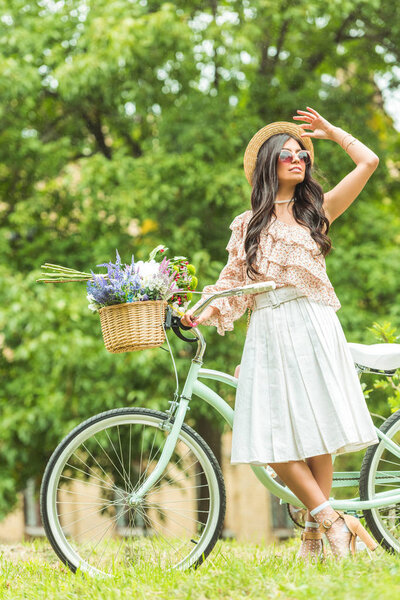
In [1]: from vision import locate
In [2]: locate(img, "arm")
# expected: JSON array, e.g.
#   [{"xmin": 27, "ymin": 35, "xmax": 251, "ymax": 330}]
[
  {"xmin": 322, "ymin": 126, "xmax": 379, "ymax": 224},
  {"xmin": 188, "ymin": 213, "xmax": 250, "ymax": 336},
  {"xmin": 293, "ymin": 106, "xmax": 379, "ymax": 225}
]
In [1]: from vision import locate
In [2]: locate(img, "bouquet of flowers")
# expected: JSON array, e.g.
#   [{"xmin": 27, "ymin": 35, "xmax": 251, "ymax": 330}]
[
  {"xmin": 38, "ymin": 245, "xmax": 198, "ymax": 318},
  {"xmin": 38, "ymin": 245, "xmax": 199, "ymax": 353}
]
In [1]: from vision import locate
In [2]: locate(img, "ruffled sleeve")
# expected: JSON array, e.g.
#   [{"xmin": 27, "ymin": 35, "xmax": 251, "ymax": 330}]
[{"xmin": 189, "ymin": 211, "xmax": 251, "ymax": 336}]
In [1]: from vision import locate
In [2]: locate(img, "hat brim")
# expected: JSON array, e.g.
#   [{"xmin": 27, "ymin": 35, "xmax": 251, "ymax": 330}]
[{"xmin": 243, "ymin": 121, "xmax": 314, "ymax": 186}]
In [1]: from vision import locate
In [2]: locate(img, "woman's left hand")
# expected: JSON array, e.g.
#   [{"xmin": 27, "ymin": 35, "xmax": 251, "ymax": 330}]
[{"xmin": 292, "ymin": 106, "xmax": 336, "ymax": 140}]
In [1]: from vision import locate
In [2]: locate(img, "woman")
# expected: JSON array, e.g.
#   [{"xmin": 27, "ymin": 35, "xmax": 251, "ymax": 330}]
[{"xmin": 182, "ymin": 107, "xmax": 380, "ymax": 560}]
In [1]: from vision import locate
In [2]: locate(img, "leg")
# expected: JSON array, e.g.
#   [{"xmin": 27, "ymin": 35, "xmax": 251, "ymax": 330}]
[
  {"xmin": 269, "ymin": 459, "xmax": 327, "ymax": 562},
  {"xmin": 268, "ymin": 459, "xmax": 327, "ymax": 510},
  {"xmin": 305, "ymin": 454, "xmax": 333, "ymax": 522},
  {"xmin": 271, "ymin": 455, "xmax": 332, "ymax": 561},
  {"xmin": 305, "ymin": 458, "xmax": 355, "ymax": 558}
]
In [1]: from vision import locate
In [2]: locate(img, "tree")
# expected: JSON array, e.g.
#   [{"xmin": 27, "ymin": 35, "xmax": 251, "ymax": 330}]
[{"xmin": 1, "ymin": 0, "xmax": 400, "ymax": 517}]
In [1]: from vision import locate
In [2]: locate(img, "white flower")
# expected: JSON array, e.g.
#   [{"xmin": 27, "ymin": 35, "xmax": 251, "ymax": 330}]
[
  {"xmin": 135, "ymin": 259, "xmax": 160, "ymax": 286},
  {"xmin": 87, "ymin": 293, "xmax": 100, "ymax": 312}
]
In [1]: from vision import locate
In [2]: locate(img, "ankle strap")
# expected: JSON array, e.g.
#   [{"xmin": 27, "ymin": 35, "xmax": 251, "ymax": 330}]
[
  {"xmin": 301, "ymin": 530, "xmax": 323, "ymax": 540},
  {"xmin": 318, "ymin": 512, "xmax": 341, "ymax": 531}
]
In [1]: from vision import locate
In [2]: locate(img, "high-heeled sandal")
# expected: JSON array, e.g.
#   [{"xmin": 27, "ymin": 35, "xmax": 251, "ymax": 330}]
[
  {"xmin": 288, "ymin": 506, "xmax": 307, "ymax": 528},
  {"xmin": 318, "ymin": 510, "xmax": 378, "ymax": 557},
  {"xmin": 335, "ymin": 511, "xmax": 378, "ymax": 556},
  {"xmin": 298, "ymin": 530, "xmax": 326, "ymax": 562}
]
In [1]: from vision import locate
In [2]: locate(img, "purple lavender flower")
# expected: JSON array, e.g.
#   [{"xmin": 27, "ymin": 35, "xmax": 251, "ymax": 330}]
[
  {"xmin": 87, "ymin": 249, "xmax": 184, "ymax": 311},
  {"xmin": 87, "ymin": 250, "xmax": 143, "ymax": 308}
]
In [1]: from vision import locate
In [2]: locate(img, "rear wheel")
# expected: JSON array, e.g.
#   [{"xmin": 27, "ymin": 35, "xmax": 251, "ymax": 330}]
[
  {"xmin": 360, "ymin": 410, "xmax": 400, "ymax": 553},
  {"xmin": 40, "ymin": 407, "xmax": 226, "ymax": 575}
]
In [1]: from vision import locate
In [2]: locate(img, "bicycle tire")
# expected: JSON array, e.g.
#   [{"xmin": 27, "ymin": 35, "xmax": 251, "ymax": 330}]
[
  {"xmin": 40, "ymin": 407, "xmax": 226, "ymax": 575},
  {"xmin": 359, "ymin": 409, "xmax": 400, "ymax": 553}
]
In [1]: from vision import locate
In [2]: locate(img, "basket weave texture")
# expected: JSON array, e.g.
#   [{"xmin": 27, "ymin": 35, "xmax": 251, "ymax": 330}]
[{"xmin": 99, "ymin": 300, "xmax": 168, "ymax": 353}]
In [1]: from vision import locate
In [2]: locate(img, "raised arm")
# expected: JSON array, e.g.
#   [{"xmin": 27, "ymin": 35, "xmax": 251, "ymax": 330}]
[{"xmin": 294, "ymin": 106, "xmax": 379, "ymax": 225}]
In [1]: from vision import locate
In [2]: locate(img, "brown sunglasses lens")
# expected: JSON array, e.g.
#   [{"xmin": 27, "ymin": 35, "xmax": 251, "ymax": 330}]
[{"xmin": 279, "ymin": 150, "xmax": 310, "ymax": 164}]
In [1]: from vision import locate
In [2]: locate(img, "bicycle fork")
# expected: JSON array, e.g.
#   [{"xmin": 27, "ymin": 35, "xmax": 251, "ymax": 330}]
[{"xmin": 127, "ymin": 359, "xmax": 202, "ymax": 506}]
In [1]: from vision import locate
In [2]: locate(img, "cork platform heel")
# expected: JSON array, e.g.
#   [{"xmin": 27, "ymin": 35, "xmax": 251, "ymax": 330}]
[
  {"xmin": 315, "ymin": 508, "xmax": 378, "ymax": 558},
  {"xmin": 335, "ymin": 511, "xmax": 379, "ymax": 556}
]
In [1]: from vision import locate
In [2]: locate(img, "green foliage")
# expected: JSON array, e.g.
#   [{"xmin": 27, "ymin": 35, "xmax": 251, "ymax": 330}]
[
  {"xmin": 366, "ymin": 322, "xmax": 400, "ymax": 413},
  {"xmin": 1, "ymin": 0, "xmax": 400, "ymax": 518},
  {"xmin": 0, "ymin": 266, "xmax": 162, "ymax": 517}
]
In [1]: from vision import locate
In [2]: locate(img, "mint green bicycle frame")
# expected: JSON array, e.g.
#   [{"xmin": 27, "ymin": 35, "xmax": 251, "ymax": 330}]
[{"xmin": 128, "ymin": 285, "xmax": 400, "ymax": 512}]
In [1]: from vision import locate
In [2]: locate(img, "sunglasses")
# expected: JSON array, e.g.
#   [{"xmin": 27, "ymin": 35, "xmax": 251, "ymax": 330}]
[{"xmin": 278, "ymin": 149, "xmax": 311, "ymax": 165}]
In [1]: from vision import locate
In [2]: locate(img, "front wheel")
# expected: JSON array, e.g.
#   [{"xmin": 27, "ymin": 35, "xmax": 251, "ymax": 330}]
[
  {"xmin": 40, "ymin": 407, "xmax": 226, "ymax": 576},
  {"xmin": 360, "ymin": 409, "xmax": 400, "ymax": 553}
]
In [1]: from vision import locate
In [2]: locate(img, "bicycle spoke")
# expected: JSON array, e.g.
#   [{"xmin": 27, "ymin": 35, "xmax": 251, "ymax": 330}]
[
  {"xmin": 137, "ymin": 505, "xmax": 189, "ymax": 563},
  {"xmin": 373, "ymin": 482, "xmax": 400, "ymax": 487},
  {"xmin": 72, "ymin": 503, "xmax": 128, "ymax": 540},
  {"xmin": 104, "ymin": 429, "xmax": 132, "ymax": 493},
  {"xmin": 57, "ymin": 498, "xmax": 123, "ymax": 518},
  {"xmin": 377, "ymin": 457, "xmax": 400, "ymax": 467},
  {"xmin": 151, "ymin": 497, "xmax": 210, "ymax": 505},
  {"xmin": 143, "ymin": 500, "xmax": 206, "ymax": 528},
  {"xmin": 70, "ymin": 449, "xmax": 115, "ymax": 488},
  {"xmin": 64, "ymin": 461, "xmax": 114, "ymax": 488},
  {"xmin": 108, "ymin": 426, "xmax": 135, "ymax": 493},
  {"xmin": 59, "ymin": 474, "xmax": 119, "ymax": 494},
  {"xmin": 43, "ymin": 411, "xmax": 223, "ymax": 575},
  {"xmin": 82, "ymin": 504, "xmax": 133, "ymax": 568},
  {"xmin": 81, "ymin": 442, "xmax": 117, "ymax": 488},
  {"xmin": 151, "ymin": 482, "xmax": 210, "ymax": 495},
  {"xmin": 128, "ymin": 424, "xmax": 132, "ymax": 492},
  {"xmin": 135, "ymin": 427, "xmax": 161, "ymax": 489},
  {"xmin": 93, "ymin": 434, "xmax": 129, "ymax": 490},
  {"xmin": 149, "ymin": 465, "xmax": 205, "ymax": 495}
]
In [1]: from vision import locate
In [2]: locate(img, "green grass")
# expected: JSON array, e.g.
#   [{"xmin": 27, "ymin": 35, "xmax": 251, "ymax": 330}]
[{"xmin": 1, "ymin": 537, "xmax": 400, "ymax": 600}]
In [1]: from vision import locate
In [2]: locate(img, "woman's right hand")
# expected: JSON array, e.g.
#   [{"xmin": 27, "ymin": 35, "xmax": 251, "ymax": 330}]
[{"xmin": 181, "ymin": 305, "xmax": 219, "ymax": 328}]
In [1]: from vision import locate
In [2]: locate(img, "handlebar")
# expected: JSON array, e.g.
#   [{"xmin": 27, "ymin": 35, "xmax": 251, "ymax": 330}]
[
  {"xmin": 168, "ymin": 280, "xmax": 277, "ymax": 343},
  {"xmin": 189, "ymin": 280, "xmax": 277, "ymax": 319}
]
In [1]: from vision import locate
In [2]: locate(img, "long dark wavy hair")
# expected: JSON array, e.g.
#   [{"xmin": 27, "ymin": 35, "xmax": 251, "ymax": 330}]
[{"xmin": 245, "ymin": 133, "xmax": 332, "ymax": 280}]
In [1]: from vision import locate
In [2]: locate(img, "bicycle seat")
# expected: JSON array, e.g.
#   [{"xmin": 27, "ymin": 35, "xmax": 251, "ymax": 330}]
[{"xmin": 348, "ymin": 342, "xmax": 400, "ymax": 371}]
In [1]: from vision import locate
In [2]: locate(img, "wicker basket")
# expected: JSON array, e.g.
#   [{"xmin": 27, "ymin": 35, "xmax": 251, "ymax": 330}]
[{"xmin": 98, "ymin": 299, "xmax": 168, "ymax": 353}]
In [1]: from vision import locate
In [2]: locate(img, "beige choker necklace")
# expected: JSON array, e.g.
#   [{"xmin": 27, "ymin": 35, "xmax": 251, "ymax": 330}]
[{"xmin": 274, "ymin": 197, "xmax": 295, "ymax": 204}]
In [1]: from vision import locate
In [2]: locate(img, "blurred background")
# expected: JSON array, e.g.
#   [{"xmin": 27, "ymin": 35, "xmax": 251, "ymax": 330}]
[{"xmin": 1, "ymin": 0, "xmax": 400, "ymax": 545}]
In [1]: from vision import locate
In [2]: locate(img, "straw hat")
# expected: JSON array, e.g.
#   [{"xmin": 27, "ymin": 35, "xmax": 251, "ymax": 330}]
[{"xmin": 243, "ymin": 121, "xmax": 315, "ymax": 186}]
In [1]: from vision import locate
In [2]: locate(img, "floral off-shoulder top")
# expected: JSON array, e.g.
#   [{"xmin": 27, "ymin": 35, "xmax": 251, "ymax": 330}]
[{"xmin": 189, "ymin": 209, "xmax": 341, "ymax": 336}]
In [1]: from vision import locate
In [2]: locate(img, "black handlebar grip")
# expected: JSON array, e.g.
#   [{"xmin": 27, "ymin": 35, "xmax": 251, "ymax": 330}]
[{"xmin": 169, "ymin": 315, "xmax": 198, "ymax": 343}]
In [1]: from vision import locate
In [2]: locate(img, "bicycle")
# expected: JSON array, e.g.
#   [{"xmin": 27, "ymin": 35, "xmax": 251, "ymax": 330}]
[{"xmin": 40, "ymin": 281, "xmax": 400, "ymax": 576}]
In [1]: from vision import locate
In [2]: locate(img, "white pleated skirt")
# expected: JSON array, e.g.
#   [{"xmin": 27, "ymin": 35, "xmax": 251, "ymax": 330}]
[{"xmin": 230, "ymin": 292, "xmax": 379, "ymax": 465}]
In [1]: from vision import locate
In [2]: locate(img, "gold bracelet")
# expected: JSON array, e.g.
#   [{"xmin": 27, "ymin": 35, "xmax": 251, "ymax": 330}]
[
  {"xmin": 339, "ymin": 130, "xmax": 351, "ymax": 144},
  {"xmin": 340, "ymin": 132, "xmax": 353, "ymax": 148},
  {"xmin": 345, "ymin": 137, "xmax": 357, "ymax": 152}
]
